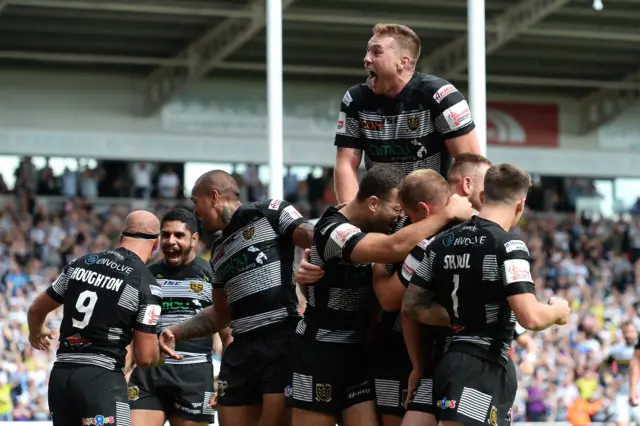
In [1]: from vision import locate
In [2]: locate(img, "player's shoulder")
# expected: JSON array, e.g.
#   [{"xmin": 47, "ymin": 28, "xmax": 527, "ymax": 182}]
[
  {"xmin": 253, "ymin": 198, "xmax": 288, "ymax": 213},
  {"xmin": 410, "ymin": 72, "xmax": 459, "ymax": 97},
  {"xmin": 315, "ymin": 207, "xmax": 359, "ymax": 243},
  {"xmin": 147, "ymin": 260, "xmax": 165, "ymax": 275},
  {"xmin": 316, "ymin": 206, "xmax": 349, "ymax": 229},
  {"xmin": 342, "ymin": 83, "xmax": 368, "ymax": 107},
  {"xmin": 191, "ymin": 255, "xmax": 214, "ymax": 274}
]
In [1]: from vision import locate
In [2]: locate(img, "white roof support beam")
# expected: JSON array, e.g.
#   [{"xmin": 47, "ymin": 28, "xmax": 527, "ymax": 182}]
[
  {"xmin": 578, "ymin": 69, "xmax": 640, "ymax": 135},
  {"xmin": 422, "ymin": 0, "xmax": 572, "ymax": 76},
  {"xmin": 137, "ymin": 0, "xmax": 298, "ymax": 117}
]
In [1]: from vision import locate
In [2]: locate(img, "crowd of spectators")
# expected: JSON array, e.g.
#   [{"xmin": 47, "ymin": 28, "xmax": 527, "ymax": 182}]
[{"xmin": 1, "ymin": 159, "xmax": 640, "ymax": 424}]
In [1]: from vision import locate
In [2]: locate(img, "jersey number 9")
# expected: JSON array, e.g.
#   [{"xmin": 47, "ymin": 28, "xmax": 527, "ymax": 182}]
[{"xmin": 73, "ymin": 290, "xmax": 98, "ymax": 329}]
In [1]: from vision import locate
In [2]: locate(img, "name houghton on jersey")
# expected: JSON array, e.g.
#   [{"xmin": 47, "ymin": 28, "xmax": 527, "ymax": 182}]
[{"xmin": 71, "ymin": 267, "xmax": 124, "ymax": 292}]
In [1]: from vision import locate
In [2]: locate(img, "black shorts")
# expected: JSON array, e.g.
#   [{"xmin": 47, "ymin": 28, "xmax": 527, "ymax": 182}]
[
  {"xmin": 372, "ymin": 335, "xmax": 411, "ymax": 417},
  {"xmin": 288, "ymin": 337, "xmax": 374, "ymax": 416},
  {"xmin": 432, "ymin": 350, "xmax": 517, "ymax": 426},
  {"xmin": 128, "ymin": 361, "xmax": 215, "ymax": 423},
  {"xmin": 49, "ymin": 364, "xmax": 130, "ymax": 426},
  {"xmin": 217, "ymin": 326, "xmax": 295, "ymax": 406}
]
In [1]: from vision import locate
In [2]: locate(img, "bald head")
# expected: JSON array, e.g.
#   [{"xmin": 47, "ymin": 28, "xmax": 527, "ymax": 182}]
[
  {"xmin": 122, "ymin": 210, "xmax": 160, "ymax": 237},
  {"xmin": 192, "ymin": 170, "xmax": 240, "ymax": 200}
]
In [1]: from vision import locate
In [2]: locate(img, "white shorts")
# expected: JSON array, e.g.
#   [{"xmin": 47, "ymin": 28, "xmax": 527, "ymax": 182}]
[{"xmin": 615, "ymin": 394, "xmax": 640, "ymax": 423}]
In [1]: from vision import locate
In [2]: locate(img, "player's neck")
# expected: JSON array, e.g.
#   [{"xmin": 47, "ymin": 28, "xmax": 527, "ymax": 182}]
[
  {"xmin": 478, "ymin": 205, "xmax": 515, "ymax": 232},
  {"xmin": 383, "ymin": 73, "xmax": 413, "ymax": 98},
  {"xmin": 221, "ymin": 201, "xmax": 242, "ymax": 226},
  {"xmin": 340, "ymin": 201, "xmax": 369, "ymax": 230},
  {"xmin": 118, "ymin": 242, "xmax": 150, "ymax": 264}
]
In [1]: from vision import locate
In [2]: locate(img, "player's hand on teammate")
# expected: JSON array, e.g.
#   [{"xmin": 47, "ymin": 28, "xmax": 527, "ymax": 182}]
[
  {"xmin": 630, "ymin": 389, "xmax": 639, "ymax": 406},
  {"xmin": 29, "ymin": 327, "xmax": 54, "ymax": 351},
  {"xmin": 158, "ymin": 328, "xmax": 184, "ymax": 360},
  {"xmin": 404, "ymin": 367, "xmax": 422, "ymax": 409},
  {"xmin": 548, "ymin": 297, "xmax": 571, "ymax": 325},
  {"xmin": 295, "ymin": 249, "xmax": 324, "ymax": 285},
  {"xmin": 444, "ymin": 194, "xmax": 474, "ymax": 221}
]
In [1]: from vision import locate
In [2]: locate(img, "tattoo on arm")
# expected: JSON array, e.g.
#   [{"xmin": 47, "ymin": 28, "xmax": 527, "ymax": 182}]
[
  {"xmin": 402, "ymin": 284, "xmax": 435, "ymax": 324},
  {"xmin": 175, "ymin": 306, "xmax": 221, "ymax": 341},
  {"xmin": 292, "ymin": 222, "xmax": 314, "ymax": 249}
]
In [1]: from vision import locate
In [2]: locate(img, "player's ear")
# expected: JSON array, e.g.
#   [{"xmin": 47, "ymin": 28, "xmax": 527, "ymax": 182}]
[
  {"xmin": 152, "ymin": 238, "xmax": 159, "ymax": 253},
  {"xmin": 479, "ymin": 189, "xmax": 485, "ymax": 205},
  {"xmin": 463, "ymin": 176, "xmax": 473, "ymax": 197},
  {"xmin": 191, "ymin": 232, "xmax": 200, "ymax": 247},
  {"xmin": 367, "ymin": 196, "xmax": 380, "ymax": 212},
  {"xmin": 515, "ymin": 197, "xmax": 525, "ymax": 214},
  {"xmin": 416, "ymin": 202, "xmax": 430, "ymax": 219}
]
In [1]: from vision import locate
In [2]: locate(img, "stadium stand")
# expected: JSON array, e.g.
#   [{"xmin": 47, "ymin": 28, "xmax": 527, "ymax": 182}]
[{"xmin": 0, "ymin": 161, "xmax": 638, "ymax": 424}]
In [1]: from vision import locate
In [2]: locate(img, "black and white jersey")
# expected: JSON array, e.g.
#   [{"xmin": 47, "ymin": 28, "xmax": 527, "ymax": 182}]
[
  {"xmin": 46, "ymin": 248, "xmax": 161, "ymax": 372},
  {"xmin": 334, "ymin": 72, "xmax": 475, "ymax": 176},
  {"xmin": 149, "ymin": 256, "xmax": 214, "ymax": 364},
  {"xmin": 299, "ymin": 207, "xmax": 375, "ymax": 344},
  {"xmin": 410, "ymin": 216, "xmax": 535, "ymax": 367},
  {"xmin": 211, "ymin": 199, "xmax": 306, "ymax": 336}
]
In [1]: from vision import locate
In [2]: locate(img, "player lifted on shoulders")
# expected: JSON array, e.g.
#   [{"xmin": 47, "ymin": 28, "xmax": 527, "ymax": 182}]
[
  {"xmin": 334, "ymin": 23, "xmax": 480, "ymax": 203},
  {"xmin": 129, "ymin": 208, "xmax": 231, "ymax": 426},
  {"xmin": 289, "ymin": 165, "xmax": 473, "ymax": 426},
  {"xmin": 402, "ymin": 163, "xmax": 571, "ymax": 426},
  {"xmin": 28, "ymin": 211, "xmax": 166, "ymax": 426},
  {"xmin": 160, "ymin": 170, "xmax": 314, "ymax": 426}
]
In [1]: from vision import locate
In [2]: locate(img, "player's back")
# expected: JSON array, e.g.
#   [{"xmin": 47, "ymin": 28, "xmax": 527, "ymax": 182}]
[
  {"xmin": 426, "ymin": 216, "xmax": 520, "ymax": 366},
  {"xmin": 54, "ymin": 248, "xmax": 159, "ymax": 371}
]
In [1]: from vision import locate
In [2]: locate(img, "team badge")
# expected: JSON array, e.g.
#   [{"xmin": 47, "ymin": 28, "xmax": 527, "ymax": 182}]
[
  {"xmin": 242, "ymin": 226, "xmax": 255, "ymax": 240},
  {"xmin": 156, "ymin": 274, "xmax": 163, "ymax": 279},
  {"xmin": 315, "ymin": 383, "xmax": 332, "ymax": 402},
  {"xmin": 128, "ymin": 385, "xmax": 140, "ymax": 401},
  {"xmin": 407, "ymin": 116, "xmax": 420, "ymax": 131},
  {"xmin": 488, "ymin": 405, "xmax": 497, "ymax": 425},
  {"xmin": 189, "ymin": 282, "xmax": 204, "ymax": 293},
  {"xmin": 217, "ymin": 380, "xmax": 228, "ymax": 397}
]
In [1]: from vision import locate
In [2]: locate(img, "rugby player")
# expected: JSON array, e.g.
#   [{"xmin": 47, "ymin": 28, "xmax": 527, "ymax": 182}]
[
  {"xmin": 129, "ymin": 208, "xmax": 231, "ymax": 426},
  {"xmin": 289, "ymin": 165, "xmax": 473, "ymax": 426},
  {"xmin": 28, "ymin": 211, "xmax": 166, "ymax": 426},
  {"xmin": 609, "ymin": 321, "xmax": 640, "ymax": 426},
  {"xmin": 296, "ymin": 154, "xmax": 491, "ymax": 426},
  {"xmin": 402, "ymin": 163, "xmax": 571, "ymax": 426},
  {"xmin": 334, "ymin": 23, "xmax": 480, "ymax": 203},
  {"xmin": 161, "ymin": 170, "xmax": 314, "ymax": 426}
]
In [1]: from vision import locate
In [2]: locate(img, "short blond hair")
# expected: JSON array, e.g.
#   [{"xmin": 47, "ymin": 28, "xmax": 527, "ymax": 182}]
[
  {"xmin": 399, "ymin": 169, "xmax": 450, "ymax": 209},
  {"xmin": 447, "ymin": 153, "xmax": 492, "ymax": 181},
  {"xmin": 372, "ymin": 23, "xmax": 421, "ymax": 66}
]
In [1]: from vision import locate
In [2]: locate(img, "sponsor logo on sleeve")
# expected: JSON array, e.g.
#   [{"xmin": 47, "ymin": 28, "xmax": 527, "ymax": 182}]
[
  {"xmin": 401, "ymin": 255, "xmax": 421, "ymax": 282},
  {"xmin": 504, "ymin": 240, "xmax": 530, "ymax": 255},
  {"xmin": 336, "ymin": 111, "xmax": 346, "ymax": 135},
  {"xmin": 342, "ymin": 90, "xmax": 353, "ymax": 106},
  {"xmin": 418, "ymin": 237, "xmax": 434, "ymax": 250},
  {"xmin": 142, "ymin": 304, "xmax": 162, "ymax": 325},
  {"xmin": 504, "ymin": 259, "xmax": 533, "ymax": 284},
  {"xmin": 433, "ymin": 84, "xmax": 458, "ymax": 104},
  {"xmin": 443, "ymin": 100, "xmax": 472, "ymax": 131},
  {"xmin": 284, "ymin": 205, "xmax": 303, "ymax": 220},
  {"xmin": 330, "ymin": 223, "xmax": 361, "ymax": 249},
  {"xmin": 149, "ymin": 285, "xmax": 162, "ymax": 297},
  {"xmin": 269, "ymin": 199, "xmax": 283, "ymax": 210}
]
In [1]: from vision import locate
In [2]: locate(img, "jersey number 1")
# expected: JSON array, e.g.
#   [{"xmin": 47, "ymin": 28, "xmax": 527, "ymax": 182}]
[
  {"xmin": 451, "ymin": 274, "xmax": 460, "ymax": 318},
  {"xmin": 73, "ymin": 290, "xmax": 98, "ymax": 329}
]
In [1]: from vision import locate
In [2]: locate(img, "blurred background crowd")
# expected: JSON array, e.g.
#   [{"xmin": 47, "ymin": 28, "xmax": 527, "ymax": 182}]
[{"xmin": 0, "ymin": 158, "xmax": 639, "ymax": 423}]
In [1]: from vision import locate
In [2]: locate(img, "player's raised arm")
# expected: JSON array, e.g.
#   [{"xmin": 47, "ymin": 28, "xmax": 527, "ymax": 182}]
[{"xmin": 348, "ymin": 195, "xmax": 472, "ymax": 264}]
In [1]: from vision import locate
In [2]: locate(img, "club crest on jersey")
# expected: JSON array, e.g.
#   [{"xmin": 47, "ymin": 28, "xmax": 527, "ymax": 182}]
[
  {"xmin": 189, "ymin": 282, "xmax": 204, "ymax": 293},
  {"xmin": 156, "ymin": 274, "xmax": 163, "ymax": 279},
  {"xmin": 128, "ymin": 386, "xmax": 140, "ymax": 401},
  {"xmin": 217, "ymin": 380, "xmax": 228, "ymax": 397},
  {"xmin": 315, "ymin": 384, "xmax": 332, "ymax": 402},
  {"xmin": 407, "ymin": 116, "xmax": 420, "ymax": 131},
  {"xmin": 242, "ymin": 226, "xmax": 255, "ymax": 240},
  {"xmin": 488, "ymin": 405, "xmax": 498, "ymax": 425}
]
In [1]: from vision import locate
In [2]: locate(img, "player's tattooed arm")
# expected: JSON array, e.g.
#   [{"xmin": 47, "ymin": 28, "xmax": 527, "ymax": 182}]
[
  {"xmin": 401, "ymin": 284, "xmax": 450, "ymax": 327},
  {"xmin": 292, "ymin": 222, "xmax": 314, "ymax": 249},
  {"xmin": 170, "ymin": 306, "xmax": 227, "ymax": 341}
]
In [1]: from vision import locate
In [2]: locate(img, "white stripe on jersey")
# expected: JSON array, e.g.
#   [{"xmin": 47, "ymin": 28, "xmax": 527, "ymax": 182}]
[
  {"xmin": 56, "ymin": 353, "xmax": 117, "ymax": 371},
  {"xmin": 230, "ymin": 307, "xmax": 288, "ymax": 334},
  {"xmin": 225, "ymin": 261, "xmax": 283, "ymax": 304},
  {"xmin": 117, "ymin": 284, "xmax": 139, "ymax": 312},
  {"xmin": 327, "ymin": 287, "xmax": 372, "ymax": 312},
  {"xmin": 52, "ymin": 266, "xmax": 74, "ymax": 297},
  {"xmin": 482, "ymin": 255, "xmax": 500, "ymax": 281},
  {"xmin": 165, "ymin": 353, "xmax": 209, "ymax": 365}
]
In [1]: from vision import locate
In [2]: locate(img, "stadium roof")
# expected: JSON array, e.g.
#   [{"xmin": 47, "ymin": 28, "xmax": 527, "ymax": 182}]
[{"xmin": 0, "ymin": 0, "xmax": 638, "ymax": 132}]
